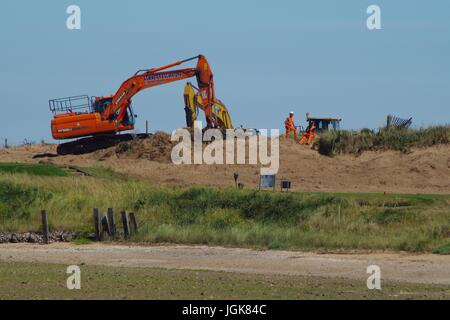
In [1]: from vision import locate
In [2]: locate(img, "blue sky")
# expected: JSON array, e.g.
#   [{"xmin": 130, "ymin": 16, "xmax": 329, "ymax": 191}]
[{"xmin": 0, "ymin": 0, "xmax": 449, "ymax": 144}]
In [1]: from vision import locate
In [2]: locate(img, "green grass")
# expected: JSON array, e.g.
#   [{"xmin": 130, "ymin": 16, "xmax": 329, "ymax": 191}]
[
  {"xmin": 0, "ymin": 171, "xmax": 449, "ymax": 253},
  {"xmin": 72, "ymin": 238, "xmax": 94, "ymax": 245},
  {"xmin": 433, "ymin": 243, "xmax": 450, "ymax": 255},
  {"xmin": 0, "ymin": 163, "xmax": 67, "ymax": 177},
  {"xmin": 74, "ymin": 165, "xmax": 129, "ymax": 181},
  {"xmin": 0, "ymin": 262, "xmax": 448, "ymax": 300},
  {"xmin": 318, "ymin": 126, "xmax": 450, "ymax": 156},
  {"xmin": 306, "ymin": 192, "xmax": 450, "ymax": 201}
]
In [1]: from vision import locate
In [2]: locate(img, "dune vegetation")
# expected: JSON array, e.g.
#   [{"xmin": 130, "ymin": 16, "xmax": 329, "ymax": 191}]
[
  {"xmin": 317, "ymin": 126, "xmax": 450, "ymax": 156},
  {"xmin": 0, "ymin": 165, "xmax": 449, "ymax": 253}
]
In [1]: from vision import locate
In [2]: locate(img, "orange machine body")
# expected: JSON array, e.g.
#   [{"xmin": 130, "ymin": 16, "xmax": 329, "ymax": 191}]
[
  {"xmin": 51, "ymin": 110, "xmax": 134, "ymax": 140},
  {"xmin": 50, "ymin": 55, "xmax": 218, "ymax": 140}
]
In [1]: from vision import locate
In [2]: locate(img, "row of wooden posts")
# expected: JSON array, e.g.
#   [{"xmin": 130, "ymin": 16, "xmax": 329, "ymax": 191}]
[
  {"xmin": 93, "ymin": 208, "xmax": 138, "ymax": 241},
  {"xmin": 39, "ymin": 209, "xmax": 138, "ymax": 244}
]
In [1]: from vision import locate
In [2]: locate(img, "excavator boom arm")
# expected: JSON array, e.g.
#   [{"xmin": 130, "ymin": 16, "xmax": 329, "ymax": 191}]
[
  {"xmin": 106, "ymin": 55, "xmax": 217, "ymax": 126},
  {"xmin": 109, "ymin": 68, "xmax": 197, "ymax": 122}
]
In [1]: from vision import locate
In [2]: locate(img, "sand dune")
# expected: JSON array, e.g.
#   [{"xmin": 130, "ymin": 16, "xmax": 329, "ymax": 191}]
[{"xmin": 1, "ymin": 137, "xmax": 449, "ymax": 194}]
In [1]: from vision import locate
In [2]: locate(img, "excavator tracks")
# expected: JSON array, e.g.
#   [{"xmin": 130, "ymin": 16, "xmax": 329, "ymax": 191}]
[{"xmin": 56, "ymin": 133, "xmax": 152, "ymax": 156}]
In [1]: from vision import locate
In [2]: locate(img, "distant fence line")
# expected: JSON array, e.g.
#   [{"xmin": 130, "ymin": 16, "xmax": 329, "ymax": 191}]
[
  {"xmin": 387, "ymin": 114, "xmax": 413, "ymax": 129},
  {"xmin": 0, "ymin": 138, "xmax": 49, "ymax": 148}
]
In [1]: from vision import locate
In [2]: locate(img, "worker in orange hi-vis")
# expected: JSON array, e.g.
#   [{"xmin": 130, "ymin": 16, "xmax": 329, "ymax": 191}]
[
  {"xmin": 299, "ymin": 123, "xmax": 317, "ymax": 145},
  {"xmin": 284, "ymin": 112, "xmax": 297, "ymax": 140}
]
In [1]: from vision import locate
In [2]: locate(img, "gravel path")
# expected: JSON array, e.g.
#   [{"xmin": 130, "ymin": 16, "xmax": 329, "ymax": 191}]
[{"xmin": 0, "ymin": 243, "xmax": 449, "ymax": 285}]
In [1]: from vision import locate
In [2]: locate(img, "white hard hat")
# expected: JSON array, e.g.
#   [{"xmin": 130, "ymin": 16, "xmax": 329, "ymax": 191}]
[{"xmin": 290, "ymin": 111, "xmax": 294, "ymax": 115}]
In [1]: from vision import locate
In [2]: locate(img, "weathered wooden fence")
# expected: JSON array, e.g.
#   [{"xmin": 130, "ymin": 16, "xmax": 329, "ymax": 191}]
[
  {"xmin": 94, "ymin": 208, "xmax": 139, "ymax": 242},
  {"xmin": 387, "ymin": 114, "xmax": 413, "ymax": 129},
  {"xmin": 38, "ymin": 209, "xmax": 138, "ymax": 244}
]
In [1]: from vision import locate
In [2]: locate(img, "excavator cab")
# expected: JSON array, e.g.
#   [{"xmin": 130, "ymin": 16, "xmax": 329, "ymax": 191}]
[
  {"xmin": 92, "ymin": 97, "xmax": 112, "ymax": 114},
  {"xmin": 92, "ymin": 97, "xmax": 136, "ymax": 126}
]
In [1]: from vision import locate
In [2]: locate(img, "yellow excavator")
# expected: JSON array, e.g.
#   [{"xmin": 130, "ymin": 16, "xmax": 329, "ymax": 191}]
[{"xmin": 184, "ymin": 82, "xmax": 233, "ymax": 130}]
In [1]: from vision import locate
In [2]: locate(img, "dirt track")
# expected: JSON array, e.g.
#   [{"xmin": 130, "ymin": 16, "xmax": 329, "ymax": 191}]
[
  {"xmin": 0, "ymin": 243, "xmax": 449, "ymax": 285},
  {"xmin": 1, "ymin": 139, "xmax": 449, "ymax": 194}
]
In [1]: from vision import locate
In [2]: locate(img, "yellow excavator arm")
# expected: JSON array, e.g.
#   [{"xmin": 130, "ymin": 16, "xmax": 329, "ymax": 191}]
[{"xmin": 184, "ymin": 82, "xmax": 233, "ymax": 130}]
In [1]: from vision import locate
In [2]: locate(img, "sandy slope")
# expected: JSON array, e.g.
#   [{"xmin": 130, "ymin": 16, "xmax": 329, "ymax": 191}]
[
  {"xmin": 0, "ymin": 243, "xmax": 449, "ymax": 285},
  {"xmin": 0, "ymin": 139, "xmax": 449, "ymax": 194}
]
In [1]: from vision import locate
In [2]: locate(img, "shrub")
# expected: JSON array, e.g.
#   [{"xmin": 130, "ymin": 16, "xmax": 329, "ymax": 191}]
[
  {"xmin": 318, "ymin": 126, "xmax": 450, "ymax": 156},
  {"xmin": 433, "ymin": 243, "xmax": 450, "ymax": 255},
  {"xmin": 115, "ymin": 142, "xmax": 131, "ymax": 154},
  {"xmin": 0, "ymin": 182, "xmax": 43, "ymax": 220}
]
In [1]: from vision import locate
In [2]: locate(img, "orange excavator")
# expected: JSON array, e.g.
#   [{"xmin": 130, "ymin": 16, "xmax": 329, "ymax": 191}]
[{"xmin": 49, "ymin": 55, "xmax": 232, "ymax": 155}]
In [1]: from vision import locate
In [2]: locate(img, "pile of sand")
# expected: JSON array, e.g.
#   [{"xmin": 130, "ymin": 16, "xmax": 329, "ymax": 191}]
[{"xmin": 114, "ymin": 132, "xmax": 173, "ymax": 162}]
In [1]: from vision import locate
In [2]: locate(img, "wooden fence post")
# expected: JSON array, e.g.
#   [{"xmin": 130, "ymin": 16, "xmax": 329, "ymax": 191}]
[
  {"xmin": 121, "ymin": 211, "xmax": 130, "ymax": 240},
  {"xmin": 129, "ymin": 212, "xmax": 138, "ymax": 235},
  {"xmin": 93, "ymin": 208, "xmax": 100, "ymax": 241},
  {"xmin": 338, "ymin": 203, "xmax": 341, "ymax": 225},
  {"xmin": 41, "ymin": 210, "xmax": 49, "ymax": 244},
  {"xmin": 107, "ymin": 208, "xmax": 116, "ymax": 237},
  {"xmin": 101, "ymin": 213, "xmax": 110, "ymax": 241},
  {"xmin": 387, "ymin": 114, "xmax": 393, "ymax": 129}
]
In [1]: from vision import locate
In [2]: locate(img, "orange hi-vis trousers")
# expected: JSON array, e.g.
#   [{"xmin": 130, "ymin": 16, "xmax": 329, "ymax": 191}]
[
  {"xmin": 285, "ymin": 126, "xmax": 297, "ymax": 140},
  {"xmin": 299, "ymin": 132, "xmax": 315, "ymax": 145}
]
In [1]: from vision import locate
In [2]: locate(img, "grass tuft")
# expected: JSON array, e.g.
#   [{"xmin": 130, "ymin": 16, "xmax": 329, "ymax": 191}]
[
  {"xmin": 433, "ymin": 243, "xmax": 450, "ymax": 255},
  {"xmin": 0, "ymin": 163, "xmax": 67, "ymax": 177}
]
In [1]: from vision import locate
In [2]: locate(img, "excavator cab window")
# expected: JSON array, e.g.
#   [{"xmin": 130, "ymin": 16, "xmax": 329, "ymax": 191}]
[
  {"xmin": 93, "ymin": 98, "xmax": 113, "ymax": 114},
  {"xmin": 122, "ymin": 104, "xmax": 136, "ymax": 126}
]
